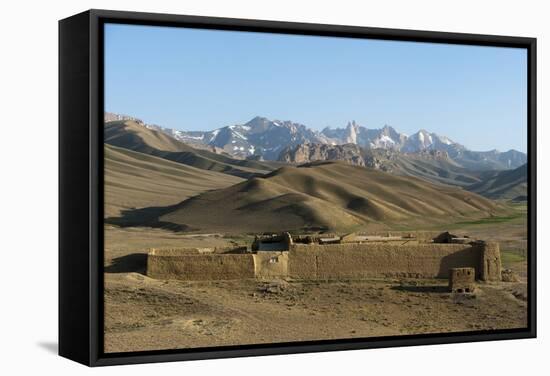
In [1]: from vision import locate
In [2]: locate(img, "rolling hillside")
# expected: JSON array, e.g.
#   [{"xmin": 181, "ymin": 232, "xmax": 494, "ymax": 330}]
[
  {"xmin": 104, "ymin": 120, "xmax": 277, "ymax": 178},
  {"xmin": 468, "ymin": 164, "xmax": 527, "ymax": 200},
  {"xmin": 104, "ymin": 144, "xmax": 243, "ymax": 218},
  {"xmin": 152, "ymin": 161, "xmax": 502, "ymax": 233},
  {"xmin": 278, "ymin": 144, "xmax": 483, "ymax": 187},
  {"xmin": 368, "ymin": 150, "xmax": 482, "ymax": 187}
]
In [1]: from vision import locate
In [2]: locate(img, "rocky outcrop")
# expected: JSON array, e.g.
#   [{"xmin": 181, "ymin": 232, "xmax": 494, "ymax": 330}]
[
  {"xmin": 104, "ymin": 112, "xmax": 143, "ymax": 123},
  {"xmin": 278, "ymin": 144, "xmax": 453, "ymax": 173},
  {"xmin": 417, "ymin": 149, "xmax": 450, "ymax": 160},
  {"xmin": 277, "ymin": 143, "xmax": 366, "ymax": 166},
  {"xmin": 362, "ymin": 149, "xmax": 397, "ymax": 172}
]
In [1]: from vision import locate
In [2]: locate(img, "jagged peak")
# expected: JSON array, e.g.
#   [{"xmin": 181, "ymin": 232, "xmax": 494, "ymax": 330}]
[{"xmin": 249, "ymin": 115, "xmax": 268, "ymax": 122}]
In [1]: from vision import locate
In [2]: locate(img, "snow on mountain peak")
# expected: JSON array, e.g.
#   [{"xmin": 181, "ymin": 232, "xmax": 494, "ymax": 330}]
[{"xmin": 104, "ymin": 112, "xmax": 526, "ymax": 169}]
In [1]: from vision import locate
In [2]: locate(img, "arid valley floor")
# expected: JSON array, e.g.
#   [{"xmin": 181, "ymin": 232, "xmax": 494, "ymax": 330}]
[
  {"xmin": 103, "ymin": 118, "xmax": 528, "ymax": 353},
  {"xmin": 104, "ymin": 207, "xmax": 527, "ymax": 353}
]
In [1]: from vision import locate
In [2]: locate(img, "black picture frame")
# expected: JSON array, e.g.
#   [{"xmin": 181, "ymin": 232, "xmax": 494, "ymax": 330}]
[{"xmin": 59, "ymin": 9, "xmax": 537, "ymax": 367}]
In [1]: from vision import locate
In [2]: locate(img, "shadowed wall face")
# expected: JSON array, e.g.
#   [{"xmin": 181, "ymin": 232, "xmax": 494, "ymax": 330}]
[{"xmin": 288, "ymin": 243, "xmax": 488, "ymax": 280}]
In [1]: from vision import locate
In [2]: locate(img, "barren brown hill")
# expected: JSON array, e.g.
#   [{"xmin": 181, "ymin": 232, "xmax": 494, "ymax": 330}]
[
  {"xmin": 155, "ymin": 161, "xmax": 502, "ymax": 233},
  {"xmin": 104, "ymin": 120, "xmax": 276, "ymax": 178},
  {"xmin": 468, "ymin": 164, "xmax": 527, "ymax": 200},
  {"xmin": 367, "ymin": 150, "xmax": 482, "ymax": 187},
  {"xmin": 104, "ymin": 144, "xmax": 243, "ymax": 218},
  {"xmin": 278, "ymin": 144, "xmax": 483, "ymax": 188}
]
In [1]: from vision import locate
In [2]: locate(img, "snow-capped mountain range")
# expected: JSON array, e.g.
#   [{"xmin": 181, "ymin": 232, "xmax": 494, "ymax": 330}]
[{"xmin": 104, "ymin": 113, "xmax": 526, "ymax": 170}]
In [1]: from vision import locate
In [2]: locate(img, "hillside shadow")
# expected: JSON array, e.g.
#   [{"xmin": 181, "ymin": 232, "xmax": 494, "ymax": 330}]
[
  {"xmin": 438, "ymin": 247, "xmax": 479, "ymax": 279},
  {"xmin": 105, "ymin": 253, "xmax": 147, "ymax": 274},
  {"xmin": 105, "ymin": 203, "xmax": 190, "ymax": 232}
]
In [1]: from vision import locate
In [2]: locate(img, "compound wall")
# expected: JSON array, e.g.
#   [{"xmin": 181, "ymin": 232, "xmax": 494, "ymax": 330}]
[
  {"xmin": 288, "ymin": 242, "xmax": 500, "ymax": 281},
  {"xmin": 147, "ymin": 250, "xmax": 255, "ymax": 281},
  {"xmin": 146, "ymin": 242, "xmax": 501, "ymax": 282}
]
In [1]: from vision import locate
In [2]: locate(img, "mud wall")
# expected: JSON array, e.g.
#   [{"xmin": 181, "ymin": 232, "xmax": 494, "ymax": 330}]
[
  {"xmin": 147, "ymin": 251, "xmax": 255, "ymax": 280},
  {"xmin": 321, "ymin": 231, "xmax": 442, "ymax": 243},
  {"xmin": 253, "ymin": 252, "xmax": 289, "ymax": 278},
  {"xmin": 147, "ymin": 242, "xmax": 501, "ymax": 282},
  {"xmin": 288, "ymin": 242, "xmax": 489, "ymax": 280},
  {"xmin": 147, "ymin": 247, "xmax": 216, "ymax": 255},
  {"xmin": 480, "ymin": 242, "xmax": 501, "ymax": 281}
]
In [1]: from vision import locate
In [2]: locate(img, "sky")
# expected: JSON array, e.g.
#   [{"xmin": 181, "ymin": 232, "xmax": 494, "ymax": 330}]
[{"xmin": 104, "ymin": 23, "xmax": 527, "ymax": 153}]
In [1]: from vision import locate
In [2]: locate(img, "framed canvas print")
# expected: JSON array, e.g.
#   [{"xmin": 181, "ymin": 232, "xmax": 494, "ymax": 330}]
[{"xmin": 59, "ymin": 9, "xmax": 536, "ymax": 366}]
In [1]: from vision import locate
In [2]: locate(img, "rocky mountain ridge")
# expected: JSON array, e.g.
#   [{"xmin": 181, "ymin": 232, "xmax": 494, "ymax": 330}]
[{"xmin": 104, "ymin": 113, "xmax": 526, "ymax": 170}]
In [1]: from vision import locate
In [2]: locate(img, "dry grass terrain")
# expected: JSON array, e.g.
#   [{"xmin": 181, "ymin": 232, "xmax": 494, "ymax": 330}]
[
  {"xmin": 468, "ymin": 164, "xmax": 528, "ymax": 200},
  {"xmin": 104, "ymin": 204, "xmax": 528, "ymax": 353},
  {"xmin": 104, "ymin": 215, "xmax": 528, "ymax": 353},
  {"xmin": 105, "ymin": 275, "xmax": 526, "ymax": 352},
  {"xmin": 158, "ymin": 161, "xmax": 505, "ymax": 233},
  {"xmin": 105, "ymin": 120, "xmax": 276, "ymax": 178},
  {"xmin": 104, "ymin": 144, "xmax": 242, "ymax": 218},
  {"xmin": 102, "ymin": 127, "xmax": 528, "ymax": 354},
  {"xmin": 363, "ymin": 149, "xmax": 483, "ymax": 187}
]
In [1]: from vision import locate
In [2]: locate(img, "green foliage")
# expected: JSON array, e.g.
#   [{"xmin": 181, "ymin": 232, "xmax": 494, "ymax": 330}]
[
  {"xmin": 454, "ymin": 214, "xmax": 522, "ymax": 226},
  {"xmin": 500, "ymin": 249, "xmax": 526, "ymax": 266}
]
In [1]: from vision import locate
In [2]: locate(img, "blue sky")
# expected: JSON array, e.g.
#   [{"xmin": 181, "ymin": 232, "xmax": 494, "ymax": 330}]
[{"xmin": 104, "ymin": 23, "xmax": 527, "ymax": 152}]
